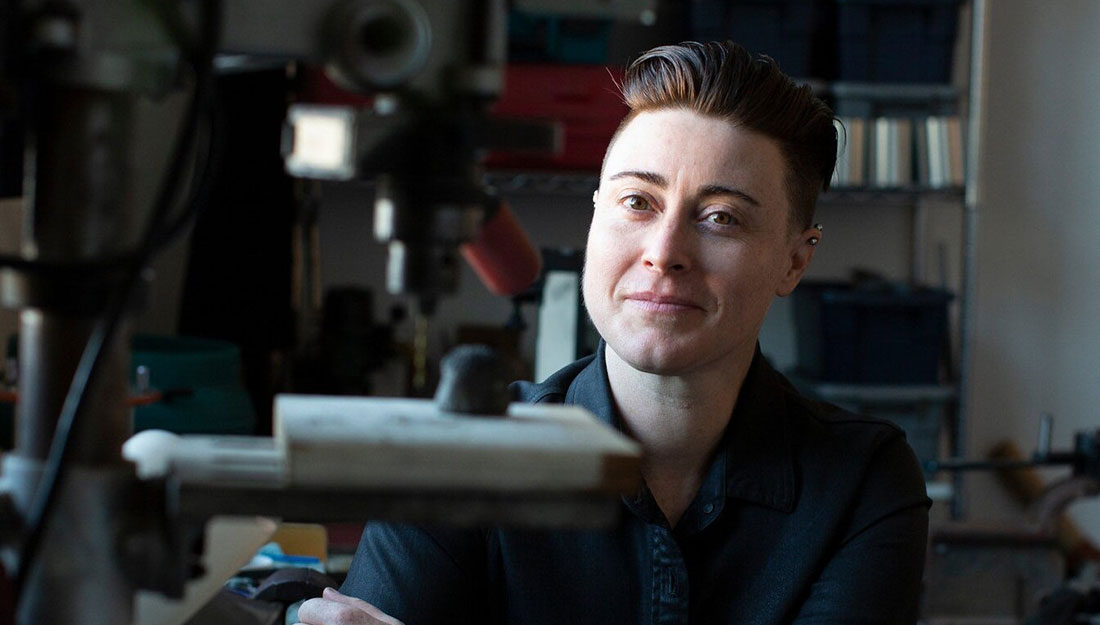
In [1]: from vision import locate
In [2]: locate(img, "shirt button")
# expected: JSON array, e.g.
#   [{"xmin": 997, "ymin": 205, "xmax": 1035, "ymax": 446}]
[{"xmin": 703, "ymin": 503, "xmax": 714, "ymax": 514}]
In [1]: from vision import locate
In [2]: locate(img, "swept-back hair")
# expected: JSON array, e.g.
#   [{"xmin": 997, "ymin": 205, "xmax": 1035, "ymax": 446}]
[{"xmin": 613, "ymin": 41, "xmax": 837, "ymax": 229}]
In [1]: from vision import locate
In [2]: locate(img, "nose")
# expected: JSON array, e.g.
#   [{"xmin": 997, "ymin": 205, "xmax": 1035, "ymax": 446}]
[{"xmin": 641, "ymin": 216, "xmax": 693, "ymax": 274}]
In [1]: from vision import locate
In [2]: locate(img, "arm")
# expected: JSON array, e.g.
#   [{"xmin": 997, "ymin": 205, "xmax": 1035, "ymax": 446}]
[
  {"xmin": 793, "ymin": 435, "xmax": 931, "ymax": 625},
  {"xmin": 336, "ymin": 522, "xmax": 489, "ymax": 625}
]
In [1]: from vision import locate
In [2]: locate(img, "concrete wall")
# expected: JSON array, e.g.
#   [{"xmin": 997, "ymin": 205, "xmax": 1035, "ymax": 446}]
[{"xmin": 964, "ymin": 1, "xmax": 1100, "ymax": 538}]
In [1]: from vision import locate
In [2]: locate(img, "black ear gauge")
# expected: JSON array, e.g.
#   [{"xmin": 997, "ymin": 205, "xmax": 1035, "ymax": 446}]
[{"xmin": 808, "ymin": 236, "xmax": 820, "ymax": 246}]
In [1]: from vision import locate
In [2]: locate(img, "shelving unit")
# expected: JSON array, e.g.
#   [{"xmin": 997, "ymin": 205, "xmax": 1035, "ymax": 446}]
[
  {"xmin": 822, "ymin": 187, "xmax": 964, "ymax": 204},
  {"xmin": 794, "ymin": 0, "xmax": 986, "ymax": 520},
  {"xmin": 798, "ymin": 135, "xmax": 971, "ymax": 516},
  {"xmin": 483, "ymin": 171, "xmax": 599, "ymax": 197}
]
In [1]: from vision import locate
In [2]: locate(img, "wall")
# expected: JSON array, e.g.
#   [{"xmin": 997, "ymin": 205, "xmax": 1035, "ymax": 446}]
[{"xmin": 964, "ymin": 1, "xmax": 1100, "ymax": 538}]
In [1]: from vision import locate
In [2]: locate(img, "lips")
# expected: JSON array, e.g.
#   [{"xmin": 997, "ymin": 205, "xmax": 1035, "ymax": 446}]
[{"xmin": 622, "ymin": 291, "xmax": 704, "ymax": 312}]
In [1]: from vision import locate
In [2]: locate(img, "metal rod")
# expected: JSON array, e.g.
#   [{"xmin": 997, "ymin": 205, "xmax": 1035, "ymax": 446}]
[
  {"xmin": 1037, "ymin": 413, "xmax": 1053, "ymax": 460},
  {"xmin": 954, "ymin": 0, "xmax": 990, "ymax": 520},
  {"xmin": 13, "ymin": 82, "xmax": 142, "ymax": 623},
  {"xmin": 926, "ymin": 452, "xmax": 1077, "ymax": 474}
]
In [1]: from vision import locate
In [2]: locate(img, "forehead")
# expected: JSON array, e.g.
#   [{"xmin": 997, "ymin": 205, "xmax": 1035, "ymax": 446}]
[{"xmin": 601, "ymin": 109, "xmax": 789, "ymax": 207}]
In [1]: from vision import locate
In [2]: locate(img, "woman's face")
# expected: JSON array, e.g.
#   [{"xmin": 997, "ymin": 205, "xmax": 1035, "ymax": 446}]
[{"xmin": 583, "ymin": 109, "xmax": 818, "ymax": 377}]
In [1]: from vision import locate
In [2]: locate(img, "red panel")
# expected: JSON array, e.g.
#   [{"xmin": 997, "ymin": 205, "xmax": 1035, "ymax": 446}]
[{"xmin": 485, "ymin": 64, "xmax": 628, "ymax": 172}]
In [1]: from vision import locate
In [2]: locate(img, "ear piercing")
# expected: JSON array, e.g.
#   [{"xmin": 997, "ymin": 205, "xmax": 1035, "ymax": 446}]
[{"xmin": 809, "ymin": 223, "xmax": 822, "ymax": 246}]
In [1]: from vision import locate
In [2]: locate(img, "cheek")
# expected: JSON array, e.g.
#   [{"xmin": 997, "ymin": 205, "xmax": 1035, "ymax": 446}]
[
  {"xmin": 703, "ymin": 246, "xmax": 787, "ymax": 301},
  {"xmin": 584, "ymin": 217, "xmax": 627, "ymax": 275},
  {"xmin": 582, "ymin": 217, "xmax": 633, "ymax": 312},
  {"xmin": 581, "ymin": 221, "xmax": 606, "ymax": 306},
  {"xmin": 582, "ymin": 235, "xmax": 612, "ymax": 301}
]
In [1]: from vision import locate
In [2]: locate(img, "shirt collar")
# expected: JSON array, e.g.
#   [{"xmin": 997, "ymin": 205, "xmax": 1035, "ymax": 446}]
[
  {"xmin": 565, "ymin": 340, "xmax": 619, "ymax": 428},
  {"xmin": 568, "ymin": 341, "xmax": 797, "ymax": 515}
]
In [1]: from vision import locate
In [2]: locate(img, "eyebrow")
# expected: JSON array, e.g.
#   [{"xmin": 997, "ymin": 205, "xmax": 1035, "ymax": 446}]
[
  {"xmin": 698, "ymin": 184, "xmax": 761, "ymax": 208},
  {"xmin": 607, "ymin": 170, "xmax": 762, "ymax": 207},
  {"xmin": 608, "ymin": 170, "xmax": 667, "ymax": 187}
]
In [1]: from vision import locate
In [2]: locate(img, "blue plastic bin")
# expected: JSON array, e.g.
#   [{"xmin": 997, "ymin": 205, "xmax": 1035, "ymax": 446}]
[
  {"xmin": 836, "ymin": 0, "xmax": 962, "ymax": 83},
  {"xmin": 690, "ymin": 0, "xmax": 823, "ymax": 78},
  {"xmin": 793, "ymin": 281, "xmax": 953, "ymax": 384}
]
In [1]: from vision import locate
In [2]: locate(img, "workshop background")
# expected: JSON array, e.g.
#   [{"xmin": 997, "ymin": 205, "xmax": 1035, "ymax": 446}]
[{"xmin": 1, "ymin": 0, "xmax": 1099, "ymax": 619}]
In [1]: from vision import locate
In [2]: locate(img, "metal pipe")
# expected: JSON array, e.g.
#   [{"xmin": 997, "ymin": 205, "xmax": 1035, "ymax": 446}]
[
  {"xmin": 954, "ymin": 0, "xmax": 990, "ymax": 520},
  {"xmin": 12, "ymin": 77, "xmax": 147, "ymax": 625},
  {"xmin": 16, "ymin": 466, "xmax": 136, "ymax": 625}
]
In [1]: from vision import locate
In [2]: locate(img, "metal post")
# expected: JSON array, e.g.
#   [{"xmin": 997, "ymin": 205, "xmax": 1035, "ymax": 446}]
[
  {"xmin": 9, "ymin": 80, "xmax": 146, "ymax": 625},
  {"xmin": 954, "ymin": 0, "xmax": 990, "ymax": 519}
]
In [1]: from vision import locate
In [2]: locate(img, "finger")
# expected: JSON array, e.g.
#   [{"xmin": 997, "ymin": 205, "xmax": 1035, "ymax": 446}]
[
  {"xmin": 294, "ymin": 597, "xmax": 332, "ymax": 625},
  {"xmin": 295, "ymin": 597, "xmax": 374, "ymax": 625},
  {"xmin": 322, "ymin": 588, "xmax": 405, "ymax": 625}
]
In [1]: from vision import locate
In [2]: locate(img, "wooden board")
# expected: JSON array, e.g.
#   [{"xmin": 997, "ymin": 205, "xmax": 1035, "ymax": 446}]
[{"xmin": 275, "ymin": 395, "xmax": 641, "ymax": 495}]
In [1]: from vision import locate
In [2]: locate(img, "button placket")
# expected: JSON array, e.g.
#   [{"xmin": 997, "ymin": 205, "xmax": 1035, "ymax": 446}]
[{"xmin": 650, "ymin": 525, "xmax": 690, "ymax": 625}]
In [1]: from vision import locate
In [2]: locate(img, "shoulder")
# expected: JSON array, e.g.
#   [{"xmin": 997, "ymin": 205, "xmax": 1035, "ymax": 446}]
[
  {"xmin": 510, "ymin": 353, "xmax": 598, "ymax": 404},
  {"xmin": 769, "ymin": 369, "xmax": 930, "ymax": 520},
  {"xmin": 781, "ymin": 377, "xmax": 908, "ymax": 459}
]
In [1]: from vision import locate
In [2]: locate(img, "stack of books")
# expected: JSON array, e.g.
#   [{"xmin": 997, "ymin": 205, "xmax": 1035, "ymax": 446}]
[
  {"xmin": 831, "ymin": 115, "xmax": 965, "ymax": 190},
  {"xmin": 870, "ymin": 117, "xmax": 913, "ymax": 188},
  {"xmin": 915, "ymin": 116, "xmax": 965, "ymax": 189}
]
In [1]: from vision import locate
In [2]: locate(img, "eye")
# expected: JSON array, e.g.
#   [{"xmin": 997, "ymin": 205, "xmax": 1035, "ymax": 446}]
[
  {"xmin": 622, "ymin": 195, "xmax": 651, "ymax": 211},
  {"xmin": 705, "ymin": 211, "xmax": 734, "ymax": 226}
]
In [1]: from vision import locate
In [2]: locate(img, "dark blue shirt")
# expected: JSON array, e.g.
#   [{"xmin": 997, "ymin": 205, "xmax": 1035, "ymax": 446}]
[{"xmin": 341, "ymin": 343, "xmax": 930, "ymax": 624}]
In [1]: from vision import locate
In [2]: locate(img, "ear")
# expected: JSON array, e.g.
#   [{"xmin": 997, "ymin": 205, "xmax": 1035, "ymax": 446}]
[{"xmin": 775, "ymin": 227, "xmax": 820, "ymax": 297}]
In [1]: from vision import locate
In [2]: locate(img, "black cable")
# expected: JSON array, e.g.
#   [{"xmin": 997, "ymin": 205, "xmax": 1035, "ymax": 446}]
[
  {"xmin": 12, "ymin": 0, "xmax": 223, "ymax": 603},
  {"xmin": 151, "ymin": 88, "xmax": 224, "ymax": 251}
]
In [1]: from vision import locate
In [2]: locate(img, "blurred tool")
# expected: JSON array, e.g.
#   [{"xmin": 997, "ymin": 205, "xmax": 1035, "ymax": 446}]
[
  {"xmin": 927, "ymin": 418, "xmax": 1100, "ymax": 534},
  {"xmin": 433, "ymin": 344, "xmax": 511, "ymax": 415},
  {"xmin": 0, "ymin": 2, "xmax": 654, "ymax": 624},
  {"xmin": 988, "ymin": 438, "xmax": 1100, "ymax": 572},
  {"xmin": 925, "ymin": 417, "xmax": 1100, "ymax": 623}
]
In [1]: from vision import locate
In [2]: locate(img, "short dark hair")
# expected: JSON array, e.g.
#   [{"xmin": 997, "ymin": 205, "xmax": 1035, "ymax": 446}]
[{"xmin": 609, "ymin": 41, "xmax": 837, "ymax": 230}]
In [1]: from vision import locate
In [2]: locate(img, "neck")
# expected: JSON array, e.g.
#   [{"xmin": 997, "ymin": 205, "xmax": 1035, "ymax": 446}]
[{"xmin": 605, "ymin": 344, "xmax": 756, "ymax": 525}]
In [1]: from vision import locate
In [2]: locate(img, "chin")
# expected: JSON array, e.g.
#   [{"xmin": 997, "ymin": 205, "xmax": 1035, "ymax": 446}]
[{"xmin": 609, "ymin": 338, "xmax": 702, "ymax": 376}]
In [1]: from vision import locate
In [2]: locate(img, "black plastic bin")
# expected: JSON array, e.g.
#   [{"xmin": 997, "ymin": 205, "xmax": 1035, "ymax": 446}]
[
  {"xmin": 793, "ymin": 280, "xmax": 953, "ymax": 384},
  {"xmin": 690, "ymin": 0, "xmax": 823, "ymax": 78},
  {"xmin": 836, "ymin": 0, "xmax": 962, "ymax": 83}
]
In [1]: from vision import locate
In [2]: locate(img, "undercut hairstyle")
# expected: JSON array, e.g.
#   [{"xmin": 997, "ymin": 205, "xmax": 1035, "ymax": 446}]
[{"xmin": 609, "ymin": 41, "xmax": 837, "ymax": 230}]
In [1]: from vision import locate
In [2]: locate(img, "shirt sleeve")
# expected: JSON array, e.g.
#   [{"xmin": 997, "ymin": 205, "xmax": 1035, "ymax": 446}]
[
  {"xmin": 791, "ymin": 433, "xmax": 931, "ymax": 625},
  {"xmin": 339, "ymin": 522, "xmax": 488, "ymax": 625}
]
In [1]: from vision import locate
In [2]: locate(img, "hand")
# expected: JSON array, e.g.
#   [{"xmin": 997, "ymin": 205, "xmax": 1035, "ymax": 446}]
[{"xmin": 295, "ymin": 587, "xmax": 405, "ymax": 625}]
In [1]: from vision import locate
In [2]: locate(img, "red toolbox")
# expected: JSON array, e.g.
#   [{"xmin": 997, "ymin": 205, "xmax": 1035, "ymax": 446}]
[{"xmin": 486, "ymin": 64, "xmax": 628, "ymax": 172}]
